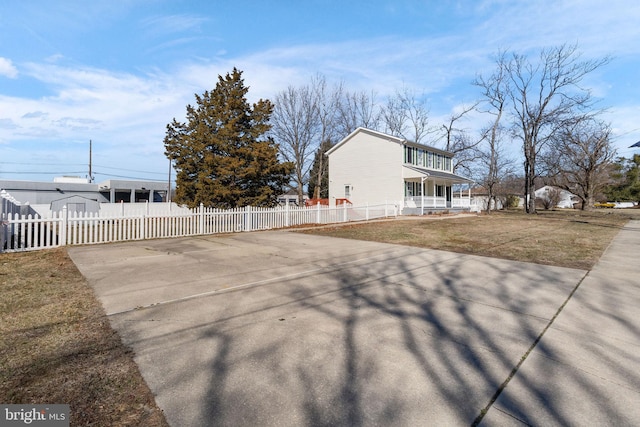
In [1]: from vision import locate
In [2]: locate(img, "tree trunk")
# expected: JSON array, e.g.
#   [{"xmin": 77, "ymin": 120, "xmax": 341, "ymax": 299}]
[{"xmin": 314, "ymin": 154, "xmax": 324, "ymax": 199}]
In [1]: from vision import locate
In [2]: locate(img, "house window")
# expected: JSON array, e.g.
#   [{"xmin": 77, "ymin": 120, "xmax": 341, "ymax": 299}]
[
  {"xmin": 436, "ymin": 185, "xmax": 444, "ymax": 197},
  {"xmin": 445, "ymin": 157, "xmax": 452, "ymax": 171},
  {"xmin": 405, "ymin": 182, "xmax": 413, "ymax": 197},
  {"xmin": 344, "ymin": 185, "xmax": 351, "ymax": 198},
  {"xmin": 428, "ymin": 152, "xmax": 433, "ymax": 168},
  {"xmin": 405, "ymin": 182, "xmax": 423, "ymax": 197},
  {"xmin": 405, "ymin": 146, "xmax": 413, "ymax": 164}
]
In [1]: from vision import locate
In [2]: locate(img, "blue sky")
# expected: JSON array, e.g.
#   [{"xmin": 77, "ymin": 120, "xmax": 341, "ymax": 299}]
[{"xmin": 1, "ymin": 0, "xmax": 639, "ymax": 183}]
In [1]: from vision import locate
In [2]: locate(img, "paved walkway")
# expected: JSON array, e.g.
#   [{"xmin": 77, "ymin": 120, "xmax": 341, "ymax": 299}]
[
  {"xmin": 480, "ymin": 220, "xmax": 640, "ymax": 426},
  {"xmin": 67, "ymin": 220, "xmax": 640, "ymax": 426}
]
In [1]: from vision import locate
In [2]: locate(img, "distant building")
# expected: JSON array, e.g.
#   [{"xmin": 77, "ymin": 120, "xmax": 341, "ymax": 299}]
[
  {"xmin": 0, "ymin": 177, "xmax": 168, "ymax": 215},
  {"xmin": 277, "ymin": 188, "xmax": 308, "ymax": 206},
  {"xmin": 534, "ymin": 185, "xmax": 578, "ymax": 209}
]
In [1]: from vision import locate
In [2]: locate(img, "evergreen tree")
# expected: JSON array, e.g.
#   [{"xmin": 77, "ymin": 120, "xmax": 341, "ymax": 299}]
[
  {"xmin": 164, "ymin": 68, "xmax": 293, "ymax": 208},
  {"xmin": 605, "ymin": 155, "xmax": 640, "ymax": 203},
  {"xmin": 307, "ymin": 139, "xmax": 332, "ymax": 199}
]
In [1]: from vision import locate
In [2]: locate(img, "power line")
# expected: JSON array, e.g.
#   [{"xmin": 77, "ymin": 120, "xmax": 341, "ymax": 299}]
[
  {"xmin": 0, "ymin": 171, "xmax": 87, "ymax": 174},
  {"xmin": 0, "ymin": 161, "xmax": 85, "ymax": 166},
  {"xmin": 0, "ymin": 161, "xmax": 167, "ymax": 176},
  {"xmin": 93, "ymin": 171, "xmax": 167, "ymax": 182},
  {"xmin": 93, "ymin": 164, "xmax": 166, "ymax": 175}
]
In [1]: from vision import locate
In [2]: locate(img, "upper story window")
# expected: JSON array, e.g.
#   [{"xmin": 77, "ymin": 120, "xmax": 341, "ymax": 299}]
[{"xmin": 404, "ymin": 145, "xmax": 452, "ymax": 172}]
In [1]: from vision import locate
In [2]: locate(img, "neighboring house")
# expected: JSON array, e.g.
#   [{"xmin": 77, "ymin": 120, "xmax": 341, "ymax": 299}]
[
  {"xmin": 325, "ymin": 128, "xmax": 474, "ymax": 214},
  {"xmin": 534, "ymin": 185, "xmax": 578, "ymax": 209},
  {"xmin": 0, "ymin": 177, "xmax": 168, "ymax": 216},
  {"xmin": 277, "ymin": 188, "xmax": 309, "ymax": 206}
]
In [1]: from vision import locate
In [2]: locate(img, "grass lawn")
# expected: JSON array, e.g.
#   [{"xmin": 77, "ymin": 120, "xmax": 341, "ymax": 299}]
[
  {"xmin": 0, "ymin": 248, "xmax": 168, "ymax": 427},
  {"xmin": 1, "ymin": 207, "xmax": 637, "ymax": 426},
  {"xmin": 300, "ymin": 208, "xmax": 640, "ymax": 270}
]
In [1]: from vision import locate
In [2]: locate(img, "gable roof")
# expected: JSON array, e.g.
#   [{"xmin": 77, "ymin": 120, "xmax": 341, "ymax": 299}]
[
  {"xmin": 325, "ymin": 127, "xmax": 405, "ymax": 156},
  {"xmin": 325, "ymin": 127, "xmax": 454, "ymax": 157}
]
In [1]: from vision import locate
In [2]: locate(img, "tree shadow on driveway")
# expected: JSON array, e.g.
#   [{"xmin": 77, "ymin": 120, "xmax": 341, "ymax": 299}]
[{"xmin": 96, "ymin": 233, "xmax": 604, "ymax": 426}]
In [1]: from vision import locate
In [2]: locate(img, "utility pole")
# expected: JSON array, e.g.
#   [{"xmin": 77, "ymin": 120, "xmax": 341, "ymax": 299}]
[{"xmin": 88, "ymin": 139, "xmax": 93, "ymax": 183}]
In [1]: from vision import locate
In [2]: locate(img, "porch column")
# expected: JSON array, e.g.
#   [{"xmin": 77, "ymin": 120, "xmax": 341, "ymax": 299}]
[
  {"xmin": 149, "ymin": 190, "xmax": 155, "ymax": 203},
  {"xmin": 130, "ymin": 188, "xmax": 135, "ymax": 203},
  {"xmin": 110, "ymin": 188, "xmax": 115, "ymax": 203},
  {"xmin": 433, "ymin": 182, "xmax": 436, "ymax": 208},
  {"xmin": 421, "ymin": 177, "xmax": 426, "ymax": 216}
]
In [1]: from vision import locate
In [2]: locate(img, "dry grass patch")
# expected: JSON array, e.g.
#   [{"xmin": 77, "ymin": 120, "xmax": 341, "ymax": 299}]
[
  {"xmin": 300, "ymin": 209, "xmax": 638, "ymax": 270},
  {"xmin": 0, "ymin": 248, "xmax": 168, "ymax": 427}
]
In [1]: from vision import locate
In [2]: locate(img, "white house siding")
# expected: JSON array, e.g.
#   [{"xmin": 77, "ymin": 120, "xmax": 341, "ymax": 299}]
[{"xmin": 328, "ymin": 130, "xmax": 403, "ymax": 207}]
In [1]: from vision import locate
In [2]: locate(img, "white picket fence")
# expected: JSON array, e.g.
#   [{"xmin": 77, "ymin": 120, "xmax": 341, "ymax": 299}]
[{"xmin": 0, "ymin": 202, "xmax": 398, "ymax": 253}]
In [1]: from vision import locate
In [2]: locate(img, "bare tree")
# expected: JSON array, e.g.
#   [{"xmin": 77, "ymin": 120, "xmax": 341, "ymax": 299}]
[
  {"xmin": 536, "ymin": 187, "xmax": 562, "ymax": 210},
  {"xmin": 335, "ymin": 88, "xmax": 380, "ymax": 137},
  {"xmin": 486, "ymin": 44, "xmax": 610, "ymax": 213},
  {"xmin": 312, "ymin": 75, "xmax": 340, "ymax": 147},
  {"xmin": 271, "ymin": 84, "xmax": 318, "ymax": 204},
  {"xmin": 546, "ymin": 117, "xmax": 616, "ymax": 210},
  {"xmin": 474, "ymin": 54, "xmax": 514, "ymax": 212},
  {"xmin": 271, "ymin": 75, "xmax": 342, "ymax": 205},
  {"xmin": 440, "ymin": 103, "xmax": 483, "ymax": 175},
  {"xmin": 380, "ymin": 90, "xmax": 408, "ymax": 138},
  {"xmin": 381, "ymin": 87, "xmax": 433, "ymax": 143}
]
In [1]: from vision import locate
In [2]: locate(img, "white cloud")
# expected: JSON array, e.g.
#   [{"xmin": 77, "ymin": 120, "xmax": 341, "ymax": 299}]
[
  {"xmin": 45, "ymin": 54, "xmax": 65, "ymax": 63},
  {"xmin": 0, "ymin": 118, "xmax": 18, "ymax": 129},
  {"xmin": 139, "ymin": 14, "xmax": 208, "ymax": 36},
  {"xmin": 0, "ymin": 57, "xmax": 18, "ymax": 78}
]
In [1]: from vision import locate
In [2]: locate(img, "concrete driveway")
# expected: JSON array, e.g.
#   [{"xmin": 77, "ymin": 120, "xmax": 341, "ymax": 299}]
[{"xmin": 68, "ymin": 230, "xmax": 593, "ymax": 426}]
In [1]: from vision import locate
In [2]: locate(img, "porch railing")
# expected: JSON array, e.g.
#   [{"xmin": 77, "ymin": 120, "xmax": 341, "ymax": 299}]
[
  {"xmin": 404, "ymin": 197, "xmax": 473, "ymax": 209},
  {"xmin": 404, "ymin": 197, "xmax": 447, "ymax": 208}
]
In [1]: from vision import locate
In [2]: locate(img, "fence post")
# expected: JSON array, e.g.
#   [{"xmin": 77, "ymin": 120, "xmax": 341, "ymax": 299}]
[
  {"xmin": 199, "ymin": 203, "xmax": 205, "ymax": 235},
  {"xmin": 343, "ymin": 202, "xmax": 347, "ymax": 222},
  {"xmin": 285, "ymin": 202, "xmax": 290, "ymax": 227},
  {"xmin": 60, "ymin": 206, "xmax": 68, "ymax": 247},
  {"xmin": 0, "ymin": 213, "xmax": 5, "ymax": 252},
  {"xmin": 316, "ymin": 202, "xmax": 321, "ymax": 224},
  {"xmin": 140, "ymin": 212, "xmax": 146, "ymax": 240},
  {"xmin": 245, "ymin": 206, "xmax": 252, "ymax": 232}
]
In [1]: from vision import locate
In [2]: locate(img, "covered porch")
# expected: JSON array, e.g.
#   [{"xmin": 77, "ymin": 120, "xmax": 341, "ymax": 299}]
[{"xmin": 402, "ymin": 166, "xmax": 475, "ymax": 214}]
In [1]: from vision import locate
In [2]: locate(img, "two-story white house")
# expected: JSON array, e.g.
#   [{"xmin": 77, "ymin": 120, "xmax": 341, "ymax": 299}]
[{"xmin": 326, "ymin": 127, "xmax": 474, "ymax": 214}]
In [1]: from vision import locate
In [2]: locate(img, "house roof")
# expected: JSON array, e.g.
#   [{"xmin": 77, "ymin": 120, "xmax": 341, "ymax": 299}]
[
  {"xmin": 325, "ymin": 127, "xmax": 404, "ymax": 156},
  {"xmin": 403, "ymin": 165, "xmax": 474, "ymax": 184},
  {"xmin": 325, "ymin": 127, "xmax": 454, "ymax": 157}
]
